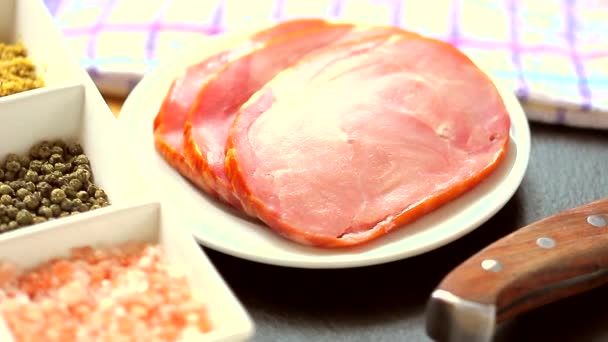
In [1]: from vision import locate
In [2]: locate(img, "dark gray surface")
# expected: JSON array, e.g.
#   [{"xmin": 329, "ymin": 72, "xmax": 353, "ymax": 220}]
[{"xmin": 204, "ymin": 123, "xmax": 608, "ymax": 342}]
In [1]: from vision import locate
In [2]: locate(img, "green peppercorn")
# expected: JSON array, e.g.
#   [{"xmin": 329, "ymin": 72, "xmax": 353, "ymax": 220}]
[
  {"xmin": 40, "ymin": 163, "xmax": 53, "ymax": 175},
  {"xmin": 50, "ymin": 188, "xmax": 66, "ymax": 204},
  {"xmin": 23, "ymin": 170, "xmax": 38, "ymax": 183},
  {"xmin": 48, "ymin": 154, "xmax": 63, "ymax": 164},
  {"xmin": 9, "ymin": 180, "xmax": 24, "ymax": 191},
  {"xmin": 59, "ymin": 212, "xmax": 70, "ymax": 218},
  {"xmin": 87, "ymin": 184, "xmax": 98, "ymax": 196},
  {"xmin": 67, "ymin": 142, "xmax": 83, "ymax": 156},
  {"xmin": 56, "ymin": 177, "xmax": 69, "ymax": 188},
  {"xmin": 0, "ymin": 184, "xmax": 14, "ymax": 196},
  {"xmin": 29, "ymin": 160, "xmax": 42, "ymax": 173},
  {"xmin": 1, "ymin": 216, "xmax": 9, "ymax": 224},
  {"xmin": 50, "ymin": 204, "xmax": 61, "ymax": 217},
  {"xmin": 4, "ymin": 154, "xmax": 18, "ymax": 164},
  {"xmin": 24, "ymin": 195, "xmax": 39, "ymax": 210},
  {"xmin": 0, "ymin": 169, "xmax": 4, "ymax": 181},
  {"xmin": 0, "ymin": 204, "xmax": 5, "ymax": 216},
  {"xmin": 68, "ymin": 178, "xmax": 83, "ymax": 191},
  {"xmin": 8, "ymin": 221, "xmax": 18, "ymax": 230},
  {"xmin": 100, "ymin": 200, "xmax": 110, "ymax": 207},
  {"xmin": 60, "ymin": 199, "xmax": 73, "ymax": 211},
  {"xmin": 0, "ymin": 195, "xmax": 11, "ymax": 206},
  {"xmin": 6, "ymin": 206, "xmax": 18, "ymax": 220},
  {"xmin": 63, "ymin": 186, "xmax": 76, "ymax": 199},
  {"xmin": 18, "ymin": 155, "xmax": 30, "ymax": 168},
  {"xmin": 15, "ymin": 210, "xmax": 33, "ymax": 225},
  {"xmin": 37, "ymin": 206, "xmax": 52, "ymax": 218},
  {"xmin": 14, "ymin": 202, "xmax": 25, "ymax": 210},
  {"xmin": 3, "ymin": 171, "xmax": 15, "ymax": 181},
  {"xmin": 72, "ymin": 154, "xmax": 89, "ymax": 166},
  {"xmin": 35, "ymin": 142, "xmax": 52, "ymax": 159},
  {"xmin": 77, "ymin": 203, "xmax": 89, "ymax": 212},
  {"xmin": 72, "ymin": 198, "xmax": 82, "ymax": 207},
  {"xmin": 36, "ymin": 182, "xmax": 52, "ymax": 197},
  {"xmin": 54, "ymin": 163, "xmax": 68, "ymax": 173},
  {"xmin": 16, "ymin": 188, "xmax": 29, "ymax": 200},
  {"xmin": 50, "ymin": 145, "xmax": 63, "ymax": 155},
  {"xmin": 5, "ymin": 160, "xmax": 20, "ymax": 173},
  {"xmin": 24, "ymin": 182, "xmax": 35, "ymax": 193},
  {"xmin": 0, "ymin": 224, "xmax": 8, "ymax": 232},
  {"xmin": 74, "ymin": 169, "xmax": 91, "ymax": 183},
  {"xmin": 45, "ymin": 173, "xmax": 59, "ymax": 186},
  {"xmin": 40, "ymin": 198, "xmax": 50, "ymax": 207},
  {"xmin": 64, "ymin": 162, "xmax": 73, "ymax": 173},
  {"xmin": 32, "ymin": 216, "xmax": 46, "ymax": 224},
  {"xmin": 75, "ymin": 191, "xmax": 89, "ymax": 201},
  {"xmin": 94, "ymin": 189, "xmax": 107, "ymax": 199},
  {"xmin": 90, "ymin": 204, "xmax": 101, "ymax": 211}
]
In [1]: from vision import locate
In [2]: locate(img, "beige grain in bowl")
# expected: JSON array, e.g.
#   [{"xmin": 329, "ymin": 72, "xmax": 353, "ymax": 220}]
[{"xmin": 0, "ymin": 201, "xmax": 254, "ymax": 341}]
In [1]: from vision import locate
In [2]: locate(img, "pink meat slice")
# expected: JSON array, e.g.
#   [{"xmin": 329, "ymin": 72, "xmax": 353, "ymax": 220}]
[
  {"xmin": 153, "ymin": 19, "xmax": 333, "ymax": 197},
  {"xmin": 183, "ymin": 24, "xmax": 401, "ymax": 208},
  {"xmin": 226, "ymin": 33, "xmax": 511, "ymax": 247}
]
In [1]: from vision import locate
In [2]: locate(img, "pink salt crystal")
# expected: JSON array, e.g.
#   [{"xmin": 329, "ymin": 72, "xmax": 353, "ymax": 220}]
[
  {"xmin": 0, "ymin": 242, "xmax": 212, "ymax": 342},
  {"xmin": 0, "ymin": 261, "xmax": 17, "ymax": 287}
]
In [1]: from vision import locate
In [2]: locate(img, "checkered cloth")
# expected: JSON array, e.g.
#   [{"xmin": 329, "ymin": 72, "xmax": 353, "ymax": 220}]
[{"xmin": 44, "ymin": 0, "xmax": 608, "ymax": 129}]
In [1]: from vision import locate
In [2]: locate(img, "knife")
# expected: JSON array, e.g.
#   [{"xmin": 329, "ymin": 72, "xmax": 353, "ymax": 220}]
[{"xmin": 425, "ymin": 197, "xmax": 608, "ymax": 341}]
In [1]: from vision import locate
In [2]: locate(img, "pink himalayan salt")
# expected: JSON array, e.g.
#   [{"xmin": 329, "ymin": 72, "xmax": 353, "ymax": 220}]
[{"xmin": 0, "ymin": 241, "xmax": 212, "ymax": 342}]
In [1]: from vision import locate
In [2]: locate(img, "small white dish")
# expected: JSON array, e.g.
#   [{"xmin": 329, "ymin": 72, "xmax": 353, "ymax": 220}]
[
  {"xmin": 0, "ymin": 201, "xmax": 255, "ymax": 342},
  {"xmin": 118, "ymin": 32, "xmax": 531, "ymax": 269}
]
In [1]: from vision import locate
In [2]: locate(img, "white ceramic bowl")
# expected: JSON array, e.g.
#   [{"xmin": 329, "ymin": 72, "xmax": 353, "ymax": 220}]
[{"xmin": 0, "ymin": 201, "xmax": 254, "ymax": 342}]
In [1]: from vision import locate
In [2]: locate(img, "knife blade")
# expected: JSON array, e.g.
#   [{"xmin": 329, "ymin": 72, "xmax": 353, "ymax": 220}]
[{"xmin": 425, "ymin": 197, "xmax": 608, "ymax": 341}]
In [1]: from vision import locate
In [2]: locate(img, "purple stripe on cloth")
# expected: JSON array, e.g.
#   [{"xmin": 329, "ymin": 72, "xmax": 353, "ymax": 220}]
[
  {"xmin": 145, "ymin": 0, "xmax": 174, "ymax": 62},
  {"xmin": 272, "ymin": 0, "xmax": 286, "ymax": 21},
  {"xmin": 44, "ymin": 0, "xmax": 64, "ymax": 16},
  {"xmin": 391, "ymin": 0, "xmax": 404, "ymax": 27},
  {"xmin": 507, "ymin": 0, "xmax": 529, "ymax": 102},
  {"xmin": 555, "ymin": 107, "xmax": 567, "ymax": 124},
  {"xmin": 209, "ymin": 0, "xmax": 226, "ymax": 33},
  {"xmin": 328, "ymin": 0, "xmax": 345, "ymax": 18},
  {"xmin": 563, "ymin": 0, "xmax": 592, "ymax": 111},
  {"xmin": 86, "ymin": 0, "xmax": 120, "ymax": 70},
  {"xmin": 448, "ymin": 0, "xmax": 460, "ymax": 45}
]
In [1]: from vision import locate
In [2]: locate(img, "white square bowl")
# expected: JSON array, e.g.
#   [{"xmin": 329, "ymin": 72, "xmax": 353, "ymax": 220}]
[
  {"xmin": 0, "ymin": 201, "xmax": 255, "ymax": 342},
  {"xmin": 0, "ymin": 83, "xmax": 146, "ymax": 213}
]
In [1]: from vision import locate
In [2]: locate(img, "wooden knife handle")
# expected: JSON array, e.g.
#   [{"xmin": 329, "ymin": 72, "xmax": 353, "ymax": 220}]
[{"xmin": 437, "ymin": 197, "xmax": 608, "ymax": 323}]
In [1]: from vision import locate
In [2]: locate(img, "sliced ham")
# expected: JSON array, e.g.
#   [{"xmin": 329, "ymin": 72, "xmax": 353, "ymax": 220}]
[
  {"xmin": 182, "ymin": 24, "xmax": 402, "ymax": 208},
  {"xmin": 225, "ymin": 33, "xmax": 511, "ymax": 247},
  {"xmin": 153, "ymin": 19, "xmax": 332, "ymax": 198}
]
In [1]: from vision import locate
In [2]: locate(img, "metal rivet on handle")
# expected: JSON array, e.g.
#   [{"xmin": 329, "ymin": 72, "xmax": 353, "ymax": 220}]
[
  {"xmin": 587, "ymin": 215, "xmax": 607, "ymax": 228},
  {"xmin": 536, "ymin": 237, "xmax": 556, "ymax": 249},
  {"xmin": 481, "ymin": 259, "xmax": 502, "ymax": 272}
]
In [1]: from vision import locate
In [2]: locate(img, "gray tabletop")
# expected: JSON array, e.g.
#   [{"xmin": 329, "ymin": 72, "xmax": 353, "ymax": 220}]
[{"xmin": 204, "ymin": 122, "xmax": 608, "ymax": 342}]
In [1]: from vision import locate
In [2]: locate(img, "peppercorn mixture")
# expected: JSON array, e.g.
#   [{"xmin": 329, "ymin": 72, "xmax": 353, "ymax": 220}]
[
  {"xmin": 0, "ymin": 140, "xmax": 110, "ymax": 232},
  {"xmin": 0, "ymin": 42, "xmax": 44, "ymax": 97}
]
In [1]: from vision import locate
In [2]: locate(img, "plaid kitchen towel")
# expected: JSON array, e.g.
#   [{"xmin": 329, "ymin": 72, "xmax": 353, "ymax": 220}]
[{"xmin": 44, "ymin": 0, "xmax": 608, "ymax": 129}]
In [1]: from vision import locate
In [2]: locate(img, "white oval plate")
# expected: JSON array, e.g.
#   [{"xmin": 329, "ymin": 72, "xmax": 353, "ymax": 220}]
[{"xmin": 119, "ymin": 34, "xmax": 531, "ymax": 269}]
